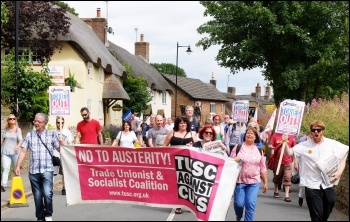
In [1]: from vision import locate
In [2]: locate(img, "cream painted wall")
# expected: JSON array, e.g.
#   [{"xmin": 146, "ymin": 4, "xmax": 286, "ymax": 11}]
[
  {"xmin": 150, "ymin": 90, "xmax": 172, "ymax": 119},
  {"xmin": 32, "ymin": 42, "xmax": 123, "ymax": 133}
]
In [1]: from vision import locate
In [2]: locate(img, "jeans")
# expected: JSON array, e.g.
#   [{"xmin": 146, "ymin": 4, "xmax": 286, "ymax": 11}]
[
  {"xmin": 28, "ymin": 171, "xmax": 54, "ymax": 220},
  {"xmin": 233, "ymin": 183, "xmax": 260, "ymax": 221},
  {"xmin": 1, "ymin": 153, "xmax": 19, "ymax": 187}
]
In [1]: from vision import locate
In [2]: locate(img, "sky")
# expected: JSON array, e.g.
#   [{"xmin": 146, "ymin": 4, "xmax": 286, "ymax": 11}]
[{"xmin": 63, "ymin": 1, "xmax": 271, "ymax": 95}]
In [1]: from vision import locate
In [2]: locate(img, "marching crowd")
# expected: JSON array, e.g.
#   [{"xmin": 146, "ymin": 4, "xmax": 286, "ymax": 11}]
[{"xmin": 1, "ymin": 105, "xmax": 348, "ymax": 221}]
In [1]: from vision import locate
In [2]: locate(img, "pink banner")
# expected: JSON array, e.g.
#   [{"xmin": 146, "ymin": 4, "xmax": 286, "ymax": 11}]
[{"xmin": 61, "ymin": 145, "xmax": 241, "ymax": 221}]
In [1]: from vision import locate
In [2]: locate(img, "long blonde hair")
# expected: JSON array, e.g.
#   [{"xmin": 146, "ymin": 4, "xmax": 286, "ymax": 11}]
[{"xmin": 7, "ymin": 113, "xmax": 18, "ymax": 128}]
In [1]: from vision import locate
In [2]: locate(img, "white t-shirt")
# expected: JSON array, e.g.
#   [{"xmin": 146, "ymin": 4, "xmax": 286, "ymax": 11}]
[
  {"xmin": 117, "ymin": 131, "xmax": 137, "ymax": 148},
  {"xmin": 293, "ymin": 137, "xmax": 348, "ymax": 189}
]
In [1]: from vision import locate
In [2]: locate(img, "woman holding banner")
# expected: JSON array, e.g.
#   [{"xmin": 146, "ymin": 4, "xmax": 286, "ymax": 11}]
[{"xmin": 231, "ymin": 126, "xmax": 268, "ymax": 221}]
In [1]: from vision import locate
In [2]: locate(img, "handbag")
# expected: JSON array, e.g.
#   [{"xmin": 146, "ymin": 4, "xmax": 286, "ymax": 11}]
[
  {"xmin": 37, "ymin": 133, "xmax": 61, "ymax": 166},
  {"xmin": 267, "ymin": 156, "xmax": 276, "ymax": 170},
  {"xmin": 291, "ymin": 173, "xmax": 300, "ymax": 184}
]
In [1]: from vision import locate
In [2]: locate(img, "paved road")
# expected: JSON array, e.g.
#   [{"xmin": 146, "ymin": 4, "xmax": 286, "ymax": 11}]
[{"xmin": 1, "ymin": 170, "xmax": 348, "ymax": 221}]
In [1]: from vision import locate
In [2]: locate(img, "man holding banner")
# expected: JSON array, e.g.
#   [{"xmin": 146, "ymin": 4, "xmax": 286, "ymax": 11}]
[{"xmin": 283, "ymin": 120, "xmax": 348, "ymax": 221}]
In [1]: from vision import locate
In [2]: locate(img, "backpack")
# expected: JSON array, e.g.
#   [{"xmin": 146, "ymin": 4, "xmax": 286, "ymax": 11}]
[{"xmin": 236, "ymin": 144, "xmax": 262, "ymax": 156}]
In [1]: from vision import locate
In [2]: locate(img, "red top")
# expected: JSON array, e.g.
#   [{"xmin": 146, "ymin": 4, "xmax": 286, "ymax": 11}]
[
  {"xmin": 77, "ymin": 119, "xmax": 101, "ymax": 144},
  {"xmin": 269, "ymin": 132, "xmax": 296, "ymax": 164}
]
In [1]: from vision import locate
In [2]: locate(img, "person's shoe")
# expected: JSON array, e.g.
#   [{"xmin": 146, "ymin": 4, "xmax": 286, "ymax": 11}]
[
  {"xmin": 298, "ymin": 197, "xmax": 303, "ymax": 206},
  {"xmin": 274, "ymin": 192, "xmax": 280, "ymax": 198},
  {"xmin": 61, "ymin": 189, "xmax": 66, "ymax": 195},
  {"xmin": 284, "ymin": 197, "xmax": 291, "ymax": 202},
  {"xmin": 45, "ymin": 216, "xmax": 53, "ymax": 221},
  {"xmin": 1, "ymin": 185, "xmax": 5, "ymax": 192}
]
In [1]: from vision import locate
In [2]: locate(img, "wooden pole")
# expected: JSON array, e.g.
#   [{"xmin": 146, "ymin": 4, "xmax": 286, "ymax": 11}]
[{"xmin": 276, "ymin": 141, "xmax": 286, "ymax": 175}]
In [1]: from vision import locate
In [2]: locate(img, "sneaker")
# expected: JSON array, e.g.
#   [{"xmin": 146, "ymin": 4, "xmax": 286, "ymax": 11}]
[
  {"xmin": 45, "ymin": 216, "xmax": 53, "ymax": 221},
  {"xmin": 62, "ymin": 189, "xmax": 66, "ymax": 195},
  {"xmin": 1, "ymin": 185, "xmax": 5, "ymax": 192},
  {"xmin": 298, "ymin": 197, "xmax": 303, "ymax": 206}
]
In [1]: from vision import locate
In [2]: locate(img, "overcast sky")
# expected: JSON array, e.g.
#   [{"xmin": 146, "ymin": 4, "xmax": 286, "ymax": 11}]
[{"xmin": 64, "ymin": 1, "xmax": 271, "ymax": 95}]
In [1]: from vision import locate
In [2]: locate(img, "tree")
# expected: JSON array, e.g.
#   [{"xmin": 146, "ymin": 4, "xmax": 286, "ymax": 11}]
[
  {"xmin": 151, "ymin": 63, "xmax": 186, "ymax": 77},
  {"xmin": 196, "ymin": 1, "xmax": 349, "ymax": 105},
  {"xmin": 1, "ymin": 2, "xmax": 9, "ymax": 45},
  {"xmin": 1, "ymin": 50, "xmax": 52, "ymax": 121},
  {"xmin": 2, "ymin": 1, "xmax": 71, "ymax": 63},
  {"xmin": 52, "ymin": 1, "xmax": 79, "ymax": 16},
  {"xmin": 122, "ymin": 65, "xmax": 153, "ymax": 114}
]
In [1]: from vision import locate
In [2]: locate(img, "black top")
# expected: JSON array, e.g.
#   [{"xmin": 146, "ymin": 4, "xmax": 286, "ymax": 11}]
[
  {"xmin": 170, "ymin": 132, "xmax": 194, "ymax": 145},
  {"xmin": 192, "ymin": 141, "xmax": 202, "ymax": 148}
]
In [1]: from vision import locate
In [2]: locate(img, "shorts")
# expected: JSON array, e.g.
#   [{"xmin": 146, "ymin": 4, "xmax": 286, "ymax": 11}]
[{"xmin": 272, "ymin": 162, "xmax": 292, "ymax": 186}]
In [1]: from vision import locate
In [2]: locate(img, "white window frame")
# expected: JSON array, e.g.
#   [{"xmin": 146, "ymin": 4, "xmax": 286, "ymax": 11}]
[
  {"xmin": 162, "ymin": 92, "xmax": 166, "ymax": 104},
  {"xmin": 87, "ymin": 99, "xmax": 92, "ymax": 115},
  {"xmin": 210, "ymin": 103, "xmax": 216, "ymax": 114},
  {"xmin": 87, "ymin": 62, "xmax": 93, "ymax": 79},
  {"xmin": 99, "ymin": 67, "xmax": 103, "ymax": 83},
  {"xmin": 98, "ymin": 101, "xmax": 103, "ymax": 119},
  {"xmin": 3, "ymin": 47, "xmax": 42, "ymax": 64}
]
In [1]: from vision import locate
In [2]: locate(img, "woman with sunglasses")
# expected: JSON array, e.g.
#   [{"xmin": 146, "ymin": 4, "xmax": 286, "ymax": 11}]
[
  {"xmin": 192, "ymin": 125, "xmax": 229, "ymax": 155},
  {"xmin": 1, "ymin": 114, "xmax": 23, "ymax": 192}
]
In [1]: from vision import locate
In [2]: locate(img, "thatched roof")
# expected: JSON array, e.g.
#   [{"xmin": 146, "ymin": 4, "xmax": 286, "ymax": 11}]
[
  {"xmin": 107, "ymin": 41, "xmax": 173, "ymax": 93},
  {"xmin": 162, "ymin": 74, "xmax": 229, "ymax": 102},
  {"xmin": 58, "ymin": 10, "xmax": 125, "ymax": 76},
  {"xmin": 57, "ymin": 10, "xmax": 129, "ymax": 100}
]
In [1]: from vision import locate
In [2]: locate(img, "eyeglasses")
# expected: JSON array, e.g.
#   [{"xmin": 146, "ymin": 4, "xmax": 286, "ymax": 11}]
[
  {"xmin": 214, "ymin": 119, "xmax": 220, "ymax": 121},
  {"xmin": 204, "ymin": 131, "xmax": 213, "ymax": 135},
  {"xmin": 81, "ymin": 113, "xmax": 88, "ymax": 117},
  {"xmin": 311, "ymin": 128, "xmax": 323, "ymax": 133},
  {"xmin": 33, "ymin": 120, "xmax": 45, "ymax": 124},
  {"xmin": 56, "ymin": 122, "xmax": 64, "ymax": 124},
  {"xmin": 8, "ymin": 118, "xmax": 16, "ymax": 120}
]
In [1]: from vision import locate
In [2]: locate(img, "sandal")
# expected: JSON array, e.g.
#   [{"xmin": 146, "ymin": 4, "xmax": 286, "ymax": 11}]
[
  {"xmin": 284, "ymin": 197, "xmax": 291, "ymax": 202},
  {"xmin": 175, "ymin": 208, "xmax": 182, "ymax": 214},
  {"xmin": 274, "ymin": 192, "xmax": 280, "ymax": 198}
]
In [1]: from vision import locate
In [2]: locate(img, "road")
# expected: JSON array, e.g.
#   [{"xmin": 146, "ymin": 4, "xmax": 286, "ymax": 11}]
[{"xmin": 1, "ymin": 170, "xmax": 348, "ymax": 221}]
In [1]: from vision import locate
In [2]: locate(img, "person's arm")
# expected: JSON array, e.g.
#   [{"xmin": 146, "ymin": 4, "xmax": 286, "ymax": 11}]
[
  {"xmin": 75, "ymin": 131, "xmax": 81, "ymax": 144},
  {"xmin": 14, "ymin": 147, "xmax": 28, "ymax": 176},
  {"xmin": 331, "ymin": 153, "xmax": 348, "ymax": 183},
  {"xmin": 163, "ymin": 131, "xmax": 173, "ymax": 146},
  {"xmin": 283, "ymin": 133, "xmax": 293, "ymax": 156},
  {"xmin": 14, "ymin": 127, "xmax": 23, "ymax": 153},
  {"xmin": 98, "ymin": 131, "xmax": 103, "ymax": 145},
  {"xmin": 147, "ymin": 130, "xmax": 154, "ymax": 147},
  {"xmin": 260, "ymin": 171, "xmax": 268, "ymax": 193},
  {"xmin": 111, "ymin": 132, "xmax": 120, "ymax": 146}
]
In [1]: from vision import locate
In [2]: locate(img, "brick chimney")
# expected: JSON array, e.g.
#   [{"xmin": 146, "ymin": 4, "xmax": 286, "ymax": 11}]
[
  {"xmin": 255, "ymin": 83, "xmax": 261, "ymax": 98},
  {"xmin": 264, "ymin": 83, "xmax": 271, "ymax": 100},
  {"xmin": 227, "ymin": 87, "xmax": 236, "ymax": 96},
  {"xmin": 82, "ymin": 8, "xmax": 108, "ymax": 45},
  {"xmin": 135, "ymin": 34, "xmax": 150, "ymax": 62},
  {"xmin": 209, "ymin": 72, "xmax": 217, "ymax": 87}
]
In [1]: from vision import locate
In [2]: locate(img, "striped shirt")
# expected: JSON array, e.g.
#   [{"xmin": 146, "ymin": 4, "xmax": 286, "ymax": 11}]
[{"xmin": 22, "ymin": 129, "xmax": 60, "ymax": 174}]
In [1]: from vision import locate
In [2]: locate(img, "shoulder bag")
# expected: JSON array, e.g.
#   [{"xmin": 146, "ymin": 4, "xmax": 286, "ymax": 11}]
[
  {"xmin": 37, "ymin": 133, "xmax": 60, "ymax": 166},
  {"xmin": 267, "ymin": 144, "xmax": 282, "ymax": 170}
]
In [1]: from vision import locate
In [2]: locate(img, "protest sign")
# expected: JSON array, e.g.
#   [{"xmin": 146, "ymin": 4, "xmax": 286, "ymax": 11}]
[
  {"xmin": 49, "ymin": 86, "xmax": 71, "ymax": 116},
  {"xmin": 232, "ymin": 100, "xmax": 249, "ymax": 123},
  {"xmin": 275, "ymin": 99, "xmax": 305, "ymax": 136},
  {"xmin": 61, "ymin": 145, "xmax": 241, "ymax": 221}
]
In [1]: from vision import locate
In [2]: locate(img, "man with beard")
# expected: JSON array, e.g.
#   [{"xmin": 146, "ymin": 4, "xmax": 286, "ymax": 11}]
[{"xmin": 75, "ymin": 107, "xmax": 103, "ymax": 144}]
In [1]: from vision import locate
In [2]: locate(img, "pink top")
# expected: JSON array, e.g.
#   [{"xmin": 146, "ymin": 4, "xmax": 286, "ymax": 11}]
[{"xmin": 232, "ymin": 143, "xmax": 266, "ymax": 184}]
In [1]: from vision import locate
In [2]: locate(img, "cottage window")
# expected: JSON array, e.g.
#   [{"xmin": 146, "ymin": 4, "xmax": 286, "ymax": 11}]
[
  {"xmin": 87, "ymin": 62, "xmax": 93, "ymax": 79},
  {"xmin": 3, "ymin": 47, "xmax": 42, "ymax": 64},
  {"xmin": 210, "ymin": 103, "xmax": 216, "ymax": 113},
  {"xmin": 162, "ymin": 92, "xmax": 166, "ymax": 104}
]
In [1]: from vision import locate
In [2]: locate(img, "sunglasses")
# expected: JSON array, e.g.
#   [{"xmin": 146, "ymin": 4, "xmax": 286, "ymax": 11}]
[
  {"xmin": 56, "ymin": 122, "xmax": 64, "ymax": 124},
  {"xmin": 8, "ymin": 118, "xmax": 16, "ymax": 120},
  {"xmin": 81, "ymin": 113, "xmax": 88, "ymax": 117},
  {"xmin": 311, "ymin": 128, "xmax": 323, "ymax": 133},
  {"xmin": 204, "ymin": 131, "xmax": 213, "ymax": 135}
]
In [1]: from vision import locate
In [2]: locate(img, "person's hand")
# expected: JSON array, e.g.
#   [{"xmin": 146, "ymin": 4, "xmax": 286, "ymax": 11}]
[
  {"xmin": 282, "ymin": 133, "xmax": 288, "ymax": 142},
  {"xmin": 186, "ymin": 142, "xmax": 193, "ymax": 147},
  {"xmin": 14, "ymin": 167, "xmax": 21, "ymax": 176},
  {"xmin": 14, "ymin": 146, "xmax": 20, "ymax": 153},
  {"xmin": 262, "ymin": 183, "xmax": 268, "ymax": 193},
  {"xmin": 234, "ymin": 157, "xmax": 241, "ymax": 162},
  {"xmin": 330, "ymin": 171, "xmax": 341, "ymax": 183}
]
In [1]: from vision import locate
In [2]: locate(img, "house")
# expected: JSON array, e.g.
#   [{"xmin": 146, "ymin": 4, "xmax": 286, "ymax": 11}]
[
  {"xmin": 223, "ymin": 83, "xmax": 276, "ymax": 124},
  {"xmin": 162, "ymin": 73, "xmax": 230, "ymax": 123},
  {"xmin": 107, "ymin": 34, "xmax": 174, "ymax": 120},
  {"xmin": 1, "ymin": 7, "xmax": 131, "ymax": 132}
]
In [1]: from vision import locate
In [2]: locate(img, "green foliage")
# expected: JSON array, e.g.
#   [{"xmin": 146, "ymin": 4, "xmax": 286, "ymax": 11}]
[
  {"xmin": 65, "ymin": 70, "xmax": 83, "ymax": 89},
  {"xmin": 1, "ymin": 49, "xmax": 52, "ymax": 121},
  {"xmin": 196, "ymin": 1, "xmax": 349, "ymax": 105},
  {"xmin": 52, "ymin": 1, "xmax": 79, "ymax": 16},
  {"xmin": 103, "ymin": 124, "xmax": 121, "ymax": 140},
  {"xmin": 122, "ymin": 64, "xmax": 153, "ymax": 114},
  {"xmin": 2, "ymin": 1, "xmax": 71, "ymax": 63},
  {"xmin": 300, "ymin": 93, "xmax": 349, "ymax": 145},
  {"xmin": 1, "ymin": 2, "xmax": 9, "ymax": 46},
  {"xmin": 150, "ymin": 63, "xmax": 187, "ymax": 77}
]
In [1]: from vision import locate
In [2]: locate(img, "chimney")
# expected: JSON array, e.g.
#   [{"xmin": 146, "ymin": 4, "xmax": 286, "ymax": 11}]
[
  {"xmin": 264, "ymin": 83, "xmax": 271, "ymax": 100},
  {"xmin": 209, "ymin": 72, "xmax": 216, "ymax": 87},
  {"xmin": 82, "ymin": 8, "xmax": 107, "ymax": 45},
  {"xmin": 255, "ymin": 83, "xmax": 261, "ymax": 97},
  {"xmin": 135, "ymin": 34, "xmax": 150, "ymax": 62},
  {"xmin": 228, "ymin": 87, "xmax": 236, "ymax": 96}
]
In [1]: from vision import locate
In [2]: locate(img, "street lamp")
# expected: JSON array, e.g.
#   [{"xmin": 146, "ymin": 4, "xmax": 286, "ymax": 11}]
[{"xmin": 175, "ymin": 42, "xmax": 192, "ymax": 117}]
